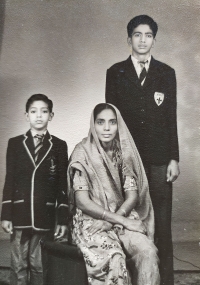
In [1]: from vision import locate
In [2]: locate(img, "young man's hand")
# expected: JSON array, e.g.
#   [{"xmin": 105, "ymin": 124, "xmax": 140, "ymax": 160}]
[
  {"xmin": 1, "ymin": 220, "xmax": 13, "ymax": 234},
  {"xmin": 167, "ymin": 160, "xmax": 180, "ymax": 182},
  {"xmin": 54, "ymin": 225, "xmax": 68, "ymax": 240}
]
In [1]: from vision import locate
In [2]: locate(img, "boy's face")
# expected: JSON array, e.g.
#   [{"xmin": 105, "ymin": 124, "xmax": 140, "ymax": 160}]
[
  {"xmin": 25, "ymin": 100, "xmax": 54, "ymax": 132},
  {"xmin": 128, "ymin": 24, "xmax": 155, "ymax": 57}
]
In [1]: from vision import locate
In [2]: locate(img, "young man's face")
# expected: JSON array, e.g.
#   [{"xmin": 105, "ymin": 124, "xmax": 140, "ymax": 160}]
[
  {"xmin": 25, "ymin": 100, "xmax": 54, "ymax": 132},
  {"xmin": 128, "ymin": 24, "xmax": 155, "ymax": 58}
]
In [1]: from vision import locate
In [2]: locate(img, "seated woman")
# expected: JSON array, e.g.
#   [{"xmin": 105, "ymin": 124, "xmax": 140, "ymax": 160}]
[{"xmin": 68, "ymin": 103, "xmax": 160, "ymax": 285}]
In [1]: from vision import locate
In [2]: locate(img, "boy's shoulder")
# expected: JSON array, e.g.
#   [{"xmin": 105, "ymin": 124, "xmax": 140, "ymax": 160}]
[
  {"xmin": 8, "ymin": 134, "xmax": 26, "ymax": 143},
  {"xmin": 153, "ymin": 57, "xmax": 175, "ymax": 73},
  {"xmin": 7, "ymin": 133, "xmax": 67, "ymax": 146},
  {"xmin": 107, "ymin": 56, "xmax": 175, "ymax": 74},
  {"xmin": 107, "ymin": 57, "xmax": 129, "ymax": 72},
  {"xmin": 50, "ymin": 134, "xmax": 68, "ymax": 149}
]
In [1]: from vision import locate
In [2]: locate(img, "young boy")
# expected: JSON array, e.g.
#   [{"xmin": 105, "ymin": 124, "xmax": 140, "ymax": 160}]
[
  {"xmin": 1, "ymin": 94, "xmax": 68, "ymax": 285},
  {"xmin": 106, "ymin": 15, "xmax": 180, "ymax": 285}
]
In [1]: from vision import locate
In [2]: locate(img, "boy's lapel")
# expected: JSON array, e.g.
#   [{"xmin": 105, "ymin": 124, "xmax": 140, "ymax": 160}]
[
  {"xmin": 36, "ymin": 131, "xmax": 53, "ymax": 164},
  {"xmin": 23, "ymin": 130, "xmax": 53, "ymax": 167},
  {"xmin": 23, "ymin": 130, "xmax": 35, "ymax": 166}
]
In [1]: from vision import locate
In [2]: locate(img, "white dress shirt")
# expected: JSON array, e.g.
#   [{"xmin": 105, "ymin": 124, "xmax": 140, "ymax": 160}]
[{"xmin": 131, "ymin": 55, "xmax": 151, "ymax": 85}]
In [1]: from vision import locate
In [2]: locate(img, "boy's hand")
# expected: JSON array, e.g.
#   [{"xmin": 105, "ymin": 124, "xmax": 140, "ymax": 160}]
[
  {"xmin": 1, "ymin": 220, "xmax": 13, "ymax": 234},
  {"xmin": 54, "ymin": 225, "xmax": 68, "ymax": 240},
  {"xmin": 167, "ymin": 160, "xmax": 180, "ymax": 182}
]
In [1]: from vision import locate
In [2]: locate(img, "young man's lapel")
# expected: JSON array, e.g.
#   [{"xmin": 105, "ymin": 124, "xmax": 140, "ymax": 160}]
[
  {"xmin": 124, "ymin": 56, "xmax": 161, "ymax": 90},
  {"xmin": 124, "ymin": 56, "xmax": 141, "ymax": 89},
  {"xmin": 143, "ymin": 57, "xmax": 161, "ymax": 89}
]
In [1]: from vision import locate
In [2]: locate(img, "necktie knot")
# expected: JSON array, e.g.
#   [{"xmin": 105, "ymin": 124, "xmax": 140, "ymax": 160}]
[
  {"xmin": 34, "ymin": 134, "xmax": 44, "ymax": 141},
  {"xmin": 138, "ymin": 60, "xmax": 148, "ymax": 68}
]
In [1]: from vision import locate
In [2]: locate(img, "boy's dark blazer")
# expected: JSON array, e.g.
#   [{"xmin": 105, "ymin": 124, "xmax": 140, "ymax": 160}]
[
  {"xmin": 1, "ymin": 130, "xmax": 68, "ymax": 231},
  {"xmin": 106, "ymin": 55, "xmax": 179, "ymax": 165}
]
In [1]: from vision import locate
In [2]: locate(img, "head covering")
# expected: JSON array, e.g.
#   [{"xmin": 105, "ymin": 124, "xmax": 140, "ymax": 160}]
[{"xmin": 68, "ymin": 104, "xmax": 154, "ymax": 239}]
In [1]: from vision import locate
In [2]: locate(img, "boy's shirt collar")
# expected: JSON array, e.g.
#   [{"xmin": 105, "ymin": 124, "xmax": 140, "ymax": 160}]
[
  {"xmin": 30, "ymin": 129, "xmax": 48, "ymax": 146},
  {"xmin": 30, "ymin": 129, "xmax": 47, "ymax": 138},
  {"xmin": 131, "ymin": 55, "xmax": 151, "ymax": 77}
]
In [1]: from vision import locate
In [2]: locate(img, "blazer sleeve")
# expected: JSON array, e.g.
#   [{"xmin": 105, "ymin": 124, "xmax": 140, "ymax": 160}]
[
  {"xmin": 167, "ymin": 69, "xmax": 179, "ymax": 162},
  {"xmin": 105, "ymin": 68, "xmax": 118, "ymax": 107},
  {"xmin": 1, "ymin": 139, "xmax": 15, "ymax": 221},
  {"xmin": 56, "ymin": 140, "xmax": 69, "ymax": 225}
]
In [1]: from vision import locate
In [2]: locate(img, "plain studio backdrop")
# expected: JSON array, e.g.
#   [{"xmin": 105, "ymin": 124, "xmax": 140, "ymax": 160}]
[{"xmin": 0, "ymin": 0, "xmax": 199, "ymax": 249}]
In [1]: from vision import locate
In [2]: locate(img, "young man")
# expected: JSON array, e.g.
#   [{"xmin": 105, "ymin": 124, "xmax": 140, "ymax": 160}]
[
  {"xmin": 105, "ymin": 15, "xmax": 180, "ymax": 285},
  {"xmin": 1, "ymin": 94, "xmax": 68, "ymax": 285}
]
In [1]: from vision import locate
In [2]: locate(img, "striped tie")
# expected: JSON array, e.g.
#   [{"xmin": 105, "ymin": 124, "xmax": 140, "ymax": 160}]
[
  {"xmin": 139, "ymin": 61, "xmax": 147, "ymax": 85},
  {"xmin": 34, "ymin": 134, "xmax": 44, "ymax": 163}
]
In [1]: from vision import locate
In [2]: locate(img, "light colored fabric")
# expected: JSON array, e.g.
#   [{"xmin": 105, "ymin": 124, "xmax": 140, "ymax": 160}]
[
  {"xmin": 72, "ymin": 208, "xmax": 131, "ymax": 285},
  {"xmin": 131, "ymin": 55, "xmax": 151, "ymax": 76},
  {"xmin": 68, "ymin": 104, "xmax": 154, "ymax": 239},
  {"xmin": 10, "ymin": 230, "xmax": 44, "ymax": 285},
  {"xmin": 67, "ymin": 104, "xmax": 159, "ymax": 285}
]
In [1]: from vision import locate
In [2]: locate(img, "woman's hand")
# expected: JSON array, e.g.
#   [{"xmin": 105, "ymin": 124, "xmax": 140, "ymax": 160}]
[
  {"xmin": 87, "ymin": 220, "xmax": 112, "ymax": 235},
  {"xmin": 123, "ymin": 218, "xmax": 146, "ymax": 234}
]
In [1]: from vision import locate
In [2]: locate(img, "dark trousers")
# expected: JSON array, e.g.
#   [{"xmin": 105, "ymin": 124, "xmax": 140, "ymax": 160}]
[{"xmin": 145, "ymin": 164, "xmax": 174, "ymax": 285}]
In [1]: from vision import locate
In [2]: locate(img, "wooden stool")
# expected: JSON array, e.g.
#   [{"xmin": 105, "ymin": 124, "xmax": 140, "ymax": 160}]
[{"xmin": 41, "ymin": 239, "xmax": 88, "ymax": 285}]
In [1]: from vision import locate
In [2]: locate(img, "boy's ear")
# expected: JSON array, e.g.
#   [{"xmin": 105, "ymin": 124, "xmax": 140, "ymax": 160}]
[
  {"xmin": 25, "ymin": 112, "xmax": 30, "ymax": 122},
  {"xmin": 127, "ymin": 37, "xmax": 132, "ymax": 46},
  {"xmin": 49, "ymin": 112, "xmax": 54, "ymax": 121},
  {"xmin": 152, "ymin": 38, "xmax": 156, "ymax": 48}
]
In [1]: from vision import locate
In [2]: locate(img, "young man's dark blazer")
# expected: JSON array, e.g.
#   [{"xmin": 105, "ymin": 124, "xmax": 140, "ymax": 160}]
[
  {"xmin": 106, "ymin": 55, "xmax": 179, "ymax": 166},
  {"xmin": 1, "ymin": 130, "xmax": 68, "ymax": 231}
]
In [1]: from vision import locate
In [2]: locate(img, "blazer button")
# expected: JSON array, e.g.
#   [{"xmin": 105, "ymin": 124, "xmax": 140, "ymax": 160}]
[{"xmin": 141, "ymin": 109, "xmax": 145, "ymax": 112}]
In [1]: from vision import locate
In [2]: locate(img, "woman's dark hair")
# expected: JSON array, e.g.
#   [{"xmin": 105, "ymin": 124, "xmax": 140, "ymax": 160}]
[
  {"xmin": 26, "ymin": 94, "xmax": 53, "ymax": 112},
  {"xmin": 127, "ymin": 15, "xmax": 158, "ymax": 38},
  {"xmin": 93, "ymin": 103, "xmax": 117, "ymax": 121}
]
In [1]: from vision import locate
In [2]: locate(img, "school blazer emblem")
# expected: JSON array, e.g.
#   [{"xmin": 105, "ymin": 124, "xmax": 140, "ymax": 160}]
[
  {"xmin": 49, "ymin": 158, "xmax": 56, "ymax": 175},
  {"xmin": 154, "ymin": 92, "xmax": 164, "ymax": 106}
]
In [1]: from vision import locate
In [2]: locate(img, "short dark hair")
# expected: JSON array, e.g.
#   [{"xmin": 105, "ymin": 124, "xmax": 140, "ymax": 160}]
[
  {"xmin": 93, "ymin": 103, "xmax": 116, "ymax": 121},
  {"xmin": 26, "ymin": 94, "xmax": 53, "ymax": 112},
  {"xmin": 127, "ymin": 15, "xmax": 158, "ymax": 38}
]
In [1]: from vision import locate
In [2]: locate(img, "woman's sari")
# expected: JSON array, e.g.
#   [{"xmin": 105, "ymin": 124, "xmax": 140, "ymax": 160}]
[{"xmin": 68, "ymin": 104, "xmax": 160, "ymax": 285}]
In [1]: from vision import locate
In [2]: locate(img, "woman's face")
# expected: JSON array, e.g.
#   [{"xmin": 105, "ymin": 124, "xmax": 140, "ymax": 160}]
[{"xmin": 94, "ymin": 108, "xmax": 118, "ymax": 145}]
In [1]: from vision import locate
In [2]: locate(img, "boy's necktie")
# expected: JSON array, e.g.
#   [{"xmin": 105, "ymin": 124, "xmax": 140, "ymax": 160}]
[
  {"xmin": 34, "ymin": 134, "xmax": 44, "ymax": 163},
  {"xmin": 139, "ymin": 61, "xmax": 147, "ymax": 85}
]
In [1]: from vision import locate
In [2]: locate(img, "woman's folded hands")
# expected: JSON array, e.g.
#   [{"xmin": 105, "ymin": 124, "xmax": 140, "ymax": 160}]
[{"xmin": 123, "ymin": 217, "xmax": 146, "ymax": 234}]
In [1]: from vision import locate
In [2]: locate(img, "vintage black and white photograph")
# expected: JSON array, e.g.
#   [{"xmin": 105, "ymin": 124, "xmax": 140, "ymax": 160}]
[{"xmin": 0, "ymin": 1, "xmax": 199, "ymax": 284}]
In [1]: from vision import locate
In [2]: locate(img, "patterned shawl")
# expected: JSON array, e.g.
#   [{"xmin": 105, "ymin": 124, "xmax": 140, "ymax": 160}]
[{"xmin": 67, "ymin": 104, "xmax": 155, "ymax": 239}]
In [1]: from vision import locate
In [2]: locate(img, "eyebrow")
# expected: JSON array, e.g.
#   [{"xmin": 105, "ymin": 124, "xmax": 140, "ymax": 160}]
[
  {"xmin": 96, "ymin": 118, "xmax": 116, "ymax": 121},
  {"xmin": 30, "ymin": 107, "xmax": 49, "ymax": 109},
  {"xmin": 133, "ymin": 31, "xmax": 153, "ymax": 34}
]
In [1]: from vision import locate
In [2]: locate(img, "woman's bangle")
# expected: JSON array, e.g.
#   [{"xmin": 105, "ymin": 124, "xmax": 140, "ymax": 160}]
[
  {"xmin": 101, "ymin": 210, "xmax": 106, "ymax": 220},
  {"xmin": 121, "ymin": 208, "xmax": 126, "ymax": 217}
]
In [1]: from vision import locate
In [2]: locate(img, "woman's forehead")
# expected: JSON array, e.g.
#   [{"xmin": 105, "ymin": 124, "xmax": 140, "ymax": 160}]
[{"xmin": 96, "ymin": 109, "xmax": 117, "ymax": 119}]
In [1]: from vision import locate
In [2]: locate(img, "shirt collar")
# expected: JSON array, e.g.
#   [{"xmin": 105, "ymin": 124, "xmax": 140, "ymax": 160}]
[
  {"xmin": 131, "ymin": 55, "xmax": 151, "ymax": 71},
  {"xmin": 31, "ymin": 129, "xmax": 47, "ymax": 138}
]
